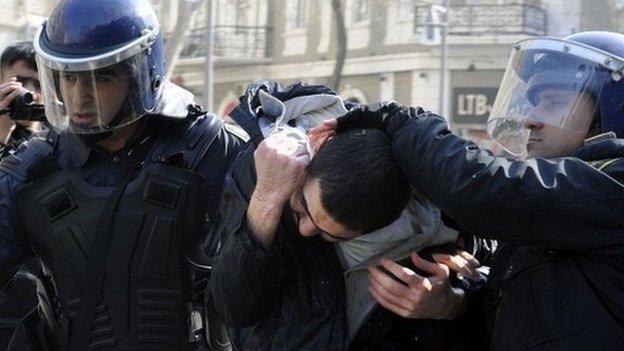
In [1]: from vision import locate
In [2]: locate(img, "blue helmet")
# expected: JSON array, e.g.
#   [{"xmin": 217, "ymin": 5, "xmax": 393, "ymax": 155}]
[
  {"xmin": 488, "ymin": 31, "xmax": 624, "ymax": 157},
  {"xmin": 565, "ymin": 31, "xmax": 624, "ymax": 138},
  {"xmin": 34, "ymin": 0, "xmax": 166, "ymax": 135}
]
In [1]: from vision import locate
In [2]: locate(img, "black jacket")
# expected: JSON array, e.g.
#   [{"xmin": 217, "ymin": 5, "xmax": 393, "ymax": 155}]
[
  {"xmin": 211, "ymin": 80, "xmax": 493, "ymax": 349},
  {"xmin": 392, "ymin": 113, "xmax": 624, "ymax": 349},
  {"xmin": 211, "ymin": 143, "xmax": 347, "ymax": 350},
  {"xmin": 349, "ymin": 239, "xmax": 491, "ymax": 351}
]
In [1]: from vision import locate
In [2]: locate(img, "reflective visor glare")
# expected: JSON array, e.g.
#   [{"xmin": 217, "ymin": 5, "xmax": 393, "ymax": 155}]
[
  {"xmin": 487, "ymin": 38, "xmax": 620, "ymax": 156},
  {"xmin": 36, "ymin": 55, "xmax": 152, "ymax": 134}
]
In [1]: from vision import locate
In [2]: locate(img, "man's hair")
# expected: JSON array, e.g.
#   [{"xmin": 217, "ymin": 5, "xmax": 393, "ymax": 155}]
[
  {"xmin": 0, "ymin": 41, "xmax": 37, "ymax": 76},
  {"xmin": 308, "ymin": 128, "xmax": 410, "ymax": 234}
]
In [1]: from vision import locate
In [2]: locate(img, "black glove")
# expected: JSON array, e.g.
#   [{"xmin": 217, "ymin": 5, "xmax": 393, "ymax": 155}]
[{"xmin": 336, "ymin": 101, "xmax": 425, "ymax": 137}]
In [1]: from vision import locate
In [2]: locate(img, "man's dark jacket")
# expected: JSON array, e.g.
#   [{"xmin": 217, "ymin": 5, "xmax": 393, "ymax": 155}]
[
  {"xmin": 391, "ymin": 112, "xmax": 624, "ymax": 349},
  {"xmin": 209, "ymin": 81, "xmax": 353, "ymax": 350},
  {"xmin": 210, "ymin": 122, "xmax": 347, "ymax": 351},
  {"xmin": 210, "ymin": 81, "xmax": 491, "ymax": 350}
]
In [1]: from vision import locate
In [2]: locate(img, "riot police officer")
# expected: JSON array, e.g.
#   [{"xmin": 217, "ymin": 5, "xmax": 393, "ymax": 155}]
[
  {"xmin": 0, "ymin": 0, "xmax": 244, "ymax": 350},
  {"xmin": 318, "ymin": 31, "xmax": 624, "ymax": 348}
]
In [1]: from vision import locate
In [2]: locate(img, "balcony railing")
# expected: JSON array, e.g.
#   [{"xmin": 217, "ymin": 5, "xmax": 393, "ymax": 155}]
[
  {"xmin": 414, "ymin": 4, "xmax": 547, "ymax": 36},
  {"xmin": 179, "ymin": 25, "xmax": 272, "ymax": 60}
]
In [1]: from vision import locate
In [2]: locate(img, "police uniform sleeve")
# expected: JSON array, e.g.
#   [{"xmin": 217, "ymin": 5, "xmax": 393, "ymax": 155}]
[
  {"xmin": 392, "ymin": 115, "xmax": 624, "ymax": 252},
  {"xmin": 0, "ymin": 172, "xmax": 30, "ymax": 288}
]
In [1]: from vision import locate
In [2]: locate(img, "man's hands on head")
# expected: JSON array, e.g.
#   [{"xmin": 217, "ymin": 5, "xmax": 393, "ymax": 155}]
[
  {"xmin": 247, "ymin": 132, "xmax": 310, "ymax": 249},
  {"xmin": 0, "ymin": 77, "xmax": 23, "ymax": 144},
  {"xmin": 368, "ymin": 251, "xmax": 480, "ymax": 319}
]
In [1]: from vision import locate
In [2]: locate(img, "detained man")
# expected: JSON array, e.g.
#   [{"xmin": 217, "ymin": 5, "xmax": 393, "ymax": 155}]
[{"xmin": 210, "ymin": 82, "xmax": 489, "ymax": 350}]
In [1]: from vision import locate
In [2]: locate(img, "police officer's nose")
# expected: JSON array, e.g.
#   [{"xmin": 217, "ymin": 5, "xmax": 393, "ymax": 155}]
[
  {"xmin": 72, "ymin": 75, "xmax": 94, "ymax": 103},
  {"xmin": 523, "ymin": 118, "xmax": 545, "ymax": 130},
  {"xmin": 524, "ymin": 106, "xmax": 546, "ymax": 130}
]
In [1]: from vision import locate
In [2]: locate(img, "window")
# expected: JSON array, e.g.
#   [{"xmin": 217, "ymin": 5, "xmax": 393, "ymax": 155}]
[
  {"xmin": 350, "ymin": 0, "xmax": 369, "ymax": 24},
  {"xmin": 397, "ymin": 0, "xmax": 416, "ymax": 21},
  {"xmin": 287, "ymin": 0, "xmax": 309, "ymax": 30}
]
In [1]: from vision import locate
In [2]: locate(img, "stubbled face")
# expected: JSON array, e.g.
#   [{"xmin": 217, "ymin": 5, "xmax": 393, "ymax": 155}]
[
  {"xmin": 59, "ymin": 65, "xmax": 129, "ymax": 128},
  {"xmin": 289, "ymin": 177, "xmax": 360, "ymax": 242},
  {"xmin": 524, "ymin": 89, "xmax": 594, "ymax": 158}
]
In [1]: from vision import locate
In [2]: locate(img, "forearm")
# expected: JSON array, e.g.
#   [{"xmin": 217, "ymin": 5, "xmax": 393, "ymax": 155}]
[
  {"xmin": 246, "ymin": 190, "xmax": 286, "ymax": 249},
  {"xmin": 392, "ymin": 115, "xmax": 624, "ymax": 248}
]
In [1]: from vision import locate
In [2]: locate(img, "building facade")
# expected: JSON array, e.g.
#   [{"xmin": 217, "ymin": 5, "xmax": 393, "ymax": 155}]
[
  {"xmin": 171, "ymin": 0, "xmax": 621, "ymax": 150},
  {"xmin": 0, "ymin": 0, "xmax": 53, "ymax": 52},
  {"xmin": 0, "ymin": 0, "xmax": 620, "ymax": 149}
]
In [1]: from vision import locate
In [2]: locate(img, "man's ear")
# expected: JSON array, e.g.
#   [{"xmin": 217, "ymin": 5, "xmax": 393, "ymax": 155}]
[{"xmin": 310, "ymin": 130, "xmax": 335, "ymax": 154}]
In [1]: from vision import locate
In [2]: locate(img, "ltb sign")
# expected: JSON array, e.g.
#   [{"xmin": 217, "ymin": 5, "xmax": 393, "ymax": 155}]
[{"xmin": 452, "ymin": 87, "xmax": 498, "ymax": 124}]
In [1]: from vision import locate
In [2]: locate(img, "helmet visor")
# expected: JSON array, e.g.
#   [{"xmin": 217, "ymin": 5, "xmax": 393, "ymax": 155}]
[
  {"xmin": 37, "ymin": 54, "xmax": 155, "ymax": 134},
  {"xmin": 487, "ymin": 38, "xmax": 621, "ymax": 157}
]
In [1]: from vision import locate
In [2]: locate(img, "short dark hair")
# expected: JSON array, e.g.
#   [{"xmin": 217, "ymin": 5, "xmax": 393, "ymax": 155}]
[
  {"xmin": 1, "ymin": 41, "xmax": 37, "ymax": 76},
  {"xmin": 308, "ymin": 129, "xmax": 410, "ymax": 234}
]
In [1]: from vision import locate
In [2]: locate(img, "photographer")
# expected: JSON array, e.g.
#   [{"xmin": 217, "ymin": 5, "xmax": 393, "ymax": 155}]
[
  {"xmin": 0, "ymin": 41, "xmax": 43, "ymax": 148},
  {"xmin": 0, "ymin": 41, "xmax": 43, "ymax": 350}
]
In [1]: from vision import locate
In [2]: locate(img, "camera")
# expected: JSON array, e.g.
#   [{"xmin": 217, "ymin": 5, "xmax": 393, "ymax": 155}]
[{"xmin": 1, "ymin": 89, "xmax": 46, "ymax": 122}]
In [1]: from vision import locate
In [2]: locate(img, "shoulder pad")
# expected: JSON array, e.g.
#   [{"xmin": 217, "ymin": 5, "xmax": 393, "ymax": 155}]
[
  {"xmin": 223, "ymin": 122, "xmax": 250, "ymax": 142},
  {"xmin": 185, "ymin": 114, "xmax": 224, "ymax": 170},
  {"xmin": 0, "ymin": 137, "xmax": 55, "ymax": 182}
]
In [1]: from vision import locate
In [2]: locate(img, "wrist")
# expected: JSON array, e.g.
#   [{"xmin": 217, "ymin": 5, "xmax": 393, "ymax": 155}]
[
  {"xmin": 443, "ymin": 287, "xmax": 466, "ymax": 319},
  {"xmin": 247, "ymin": 189, "xmax": 288, "ymax": 249},
  {"xmin": 252, "ymin": 185, "xmax": 290, "ymax": 207}
]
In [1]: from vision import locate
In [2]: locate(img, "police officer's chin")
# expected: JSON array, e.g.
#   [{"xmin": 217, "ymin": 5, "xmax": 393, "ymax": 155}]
[
  {"xmin": 73, "ymin": 126, "xmax": 113, "ymax": 145},
  {"xmin": 69, "ymin": 120, "xmax": 123, "ymax": 145}
]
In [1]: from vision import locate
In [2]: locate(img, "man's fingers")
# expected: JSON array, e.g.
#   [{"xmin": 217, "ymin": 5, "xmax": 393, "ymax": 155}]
[
  {"xmin": 323, "ymin": 119, "xmax": 338, "ymax": 127},
  {"xmin": 379, "ymin": 258, "xmax": 424, "ymax": 288},
  {"xmin": 0, "ymin": 82, "xmax": 23, "ymax": 98},
  {"xmin": 432, "ymin": 254, "xmax": 474, "ymax": 279},
  {"xmin": 0, "ymin": 88, "xmax": 24, "ymax": 111},
  {"xmin": 459, "ymin": 251, "xmax": 480, "ymax": 268},
  {"xmin": 369, "ymin": 267, "xmax": 419, "ymax": 312},
  {"xmin": 368, "ymin": 285, "xmax": 412, "ymax": 318},
  {"xmin": 432, "ymin": 252, "xmax": 480, "ymax": 279},
  {"xmin": 368, "ymin": 266, "xmax": 411, "ymax": 297},
  {"xmin": 411, "ymin": 252, "xmax": 448, "ymax": 277},
  {"xmin": 309, "ymin": 120, "xmax": 337, "ymax": 136}
]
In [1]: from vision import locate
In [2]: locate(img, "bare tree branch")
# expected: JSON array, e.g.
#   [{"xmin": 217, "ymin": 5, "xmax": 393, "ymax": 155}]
[{"xmin": 331, "ymin": 0, "xmax": 347, "ymax": 89}]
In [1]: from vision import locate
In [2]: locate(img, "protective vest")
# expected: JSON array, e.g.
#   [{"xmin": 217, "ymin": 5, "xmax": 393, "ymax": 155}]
[{"xmin": 4, "ymin": 114, "xmax": 227, "ymax": 351}]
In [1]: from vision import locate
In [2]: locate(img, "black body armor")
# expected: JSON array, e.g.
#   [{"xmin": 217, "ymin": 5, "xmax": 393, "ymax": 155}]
[
  {"xmin": 17, "ymin": 160, "xmax": 206, "ymax": 350},
  {"xmin": 2, "ymin": 114, "xmax": 232, "ymax": 351}
]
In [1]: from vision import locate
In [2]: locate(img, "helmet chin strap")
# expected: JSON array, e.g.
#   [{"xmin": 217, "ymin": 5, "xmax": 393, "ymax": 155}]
[
  {"xmin": 586, "ymin": 108, "xmax": 603, "ymax": 139},
  {"xmin": 76, "ymin": 129, "xmax": 115, "ymax": 145}
]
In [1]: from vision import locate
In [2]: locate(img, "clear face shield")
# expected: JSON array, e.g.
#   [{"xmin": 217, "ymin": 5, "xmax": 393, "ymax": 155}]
[
  {"xmin": 487, "ymin": 38, "xmax": 624, "ymax": 158},
  {"xmin": 34, "ymin": 27, "xmax": 159, "ymax": 134}
]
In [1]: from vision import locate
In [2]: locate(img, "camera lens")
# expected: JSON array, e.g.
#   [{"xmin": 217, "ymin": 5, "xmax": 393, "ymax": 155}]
[{"xmin": 18, "ymin": 91, "xmax": 34, "ymax": 105}]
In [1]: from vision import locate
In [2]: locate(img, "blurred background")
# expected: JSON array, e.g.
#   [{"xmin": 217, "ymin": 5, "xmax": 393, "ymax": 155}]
[{"xmin": 2, "ymin": 0, "xmax": 624, "ymax": 150}]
